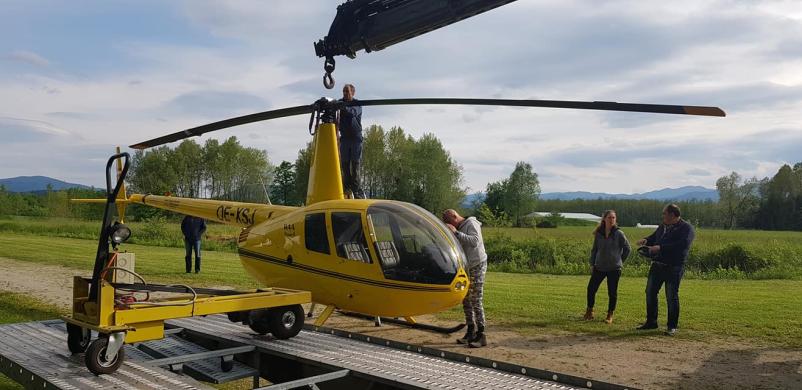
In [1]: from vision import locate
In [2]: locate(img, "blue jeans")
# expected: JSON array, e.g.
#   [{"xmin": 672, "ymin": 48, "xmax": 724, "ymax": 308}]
[
  {"xmin": 645, "ymin": 263, "xmax": 684, "ymax": 329},
  {"xmin": 185, "ymin": 239, "xmax": 201, "ymax": 272}
]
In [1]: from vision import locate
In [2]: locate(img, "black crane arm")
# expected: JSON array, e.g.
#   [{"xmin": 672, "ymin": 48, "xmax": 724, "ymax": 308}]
[{"xmin": 315, "ymin": 0, "xmax": 516, "ymax": 88}]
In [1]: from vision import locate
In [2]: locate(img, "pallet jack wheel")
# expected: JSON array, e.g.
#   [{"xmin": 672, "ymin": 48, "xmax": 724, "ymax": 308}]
[
  {"xmin": 67, "ymin": 323, "xmax": 91, "ymax": 354},
  {"xmin": 85, "ymin": 337, "xmax": 125, "ymax": 375},
  {"xmin": 267, "ymin": 305, "xmax": 304, "ymax": 340},
  {"xmin": 248, "ymin": 309, "xmax": 270, "ymax": 335}
]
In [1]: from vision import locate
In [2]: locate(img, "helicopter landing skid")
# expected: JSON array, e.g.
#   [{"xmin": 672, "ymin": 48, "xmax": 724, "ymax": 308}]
[{"xmin": 341, "ymin": 312, "xmax": 465, "ymax": 334}]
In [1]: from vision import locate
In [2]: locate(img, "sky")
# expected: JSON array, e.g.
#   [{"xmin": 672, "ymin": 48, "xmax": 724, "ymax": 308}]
[{"xmin": 1, "ymin": 0, "xmax": 801, "ymax": 194}]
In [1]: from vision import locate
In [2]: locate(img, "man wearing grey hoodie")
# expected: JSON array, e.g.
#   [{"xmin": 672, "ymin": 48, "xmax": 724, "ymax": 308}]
[{"xmin": 443, "ymin": 209, "xmax": 488, "ymax": 348}]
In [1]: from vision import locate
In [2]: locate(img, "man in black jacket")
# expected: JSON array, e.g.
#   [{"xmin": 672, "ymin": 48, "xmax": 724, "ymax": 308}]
[
  {"xmin": 337, "ymin": 83, "xmax": 365, "ymax": 199},
  {"xmin": 181, "ymin": 215, "xmax": 206, "ymax": 273},
  {"xmin": 636, "ymin": 204, "xmax": 695, "ymax": 336}
]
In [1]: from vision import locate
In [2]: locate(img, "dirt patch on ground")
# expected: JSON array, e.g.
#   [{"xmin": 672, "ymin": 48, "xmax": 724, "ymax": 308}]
[
  {"xmin": 0, "ymin": 256, "xmax": 76, "ymax": 308},
  {"xmin": 321, "ymin": 312, "xmax": 802, "ymax": 390},
  {"xmin": 1, "ymin": 256, "xmax": 799, "ymax": 390}
]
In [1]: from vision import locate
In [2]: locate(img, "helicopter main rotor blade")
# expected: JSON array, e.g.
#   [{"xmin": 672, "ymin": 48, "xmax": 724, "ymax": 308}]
[
  {"xmin": 130, "ymin": 104, "xmax": 315, "ymax": 150},
  {"xmin": 131, "ymin": 97, "xmax": 725, "ymax": 150},
  {"xmin": 347, "ymin": 98, "xmax": 726, "ymax": 117}
]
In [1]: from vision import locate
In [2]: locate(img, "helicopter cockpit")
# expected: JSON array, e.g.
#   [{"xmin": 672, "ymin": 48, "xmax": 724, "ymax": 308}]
[{"xmin": 366, "ymin": 202, "xmax": 464, "ymax": 285}]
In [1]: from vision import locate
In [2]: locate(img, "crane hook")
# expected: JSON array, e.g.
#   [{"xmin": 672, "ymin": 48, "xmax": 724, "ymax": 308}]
[{"xmin": 323, "ymin": 56, "xmax": 336, "ymax": 89}]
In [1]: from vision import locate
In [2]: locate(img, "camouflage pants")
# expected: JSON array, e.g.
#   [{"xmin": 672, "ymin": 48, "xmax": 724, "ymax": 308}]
[{"xmin": 463, "ymin": 262, "xmax": 487, "ymax": 329}]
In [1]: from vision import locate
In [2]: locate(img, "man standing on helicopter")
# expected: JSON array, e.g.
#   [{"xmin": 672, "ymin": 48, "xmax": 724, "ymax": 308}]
[
  {"xmin": 337, "ymin": 83, "xmax": 365, "ymax": 199},
  {"xmin": 443, "ymin": 209, "xmax": 488, "ymax": 348}
]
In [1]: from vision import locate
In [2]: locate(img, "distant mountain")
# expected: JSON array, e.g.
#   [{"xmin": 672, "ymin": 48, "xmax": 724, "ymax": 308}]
[
  {"xmin": 0, "ymin": 176, "xmax": 91, "ymax": 192},
  {"xmin": 461, "ymin": 192, "xmax": 486, "ymax": 208},
  {"xmin": 462, "ymin": 186, "xmax": 718, "ymax": 206},
  {"xmin": 540, "ymin": 186, "xmax": 718, "ymax": 201}
]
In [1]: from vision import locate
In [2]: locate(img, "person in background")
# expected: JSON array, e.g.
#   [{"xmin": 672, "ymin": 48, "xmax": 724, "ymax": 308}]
[
  {"xmin": 636, "ymin": 204, "xmax": 695, "ymax": 336},
  {"xmin": 181, "ymin": 215, "xmax": 206, "ymax": 274},
  {"xmin": 337, "ymin": 83, "xmax": 365, "ymax": 199},
  {"xmin": 443, "ymin": 209, "xmax": 488, "ymax": 348},
  {"xmin": 584, "ymin": 210, "xmax": 631, "ymax": 324}
]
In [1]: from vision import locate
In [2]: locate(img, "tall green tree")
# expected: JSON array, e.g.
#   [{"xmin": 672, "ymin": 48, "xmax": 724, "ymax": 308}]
[
  {"xmin": 293, "ymin": 142, "xmax": 314, "ymax": 205},
  {"xmin": 270, "ymin": 161, "xmax": 299, "ymax": 205},
  {"xmin": 506, "ymin": 162, "xmax": 540, "ymax": 226},
  {"xmin": 716, "ymin": 172, "xmax": 760, "ymax": 229}
]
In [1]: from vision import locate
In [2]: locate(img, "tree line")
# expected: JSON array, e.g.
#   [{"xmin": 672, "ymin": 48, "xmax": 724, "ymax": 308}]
[
  {"xmin": 0, "ymin": 185, "xmax": 104, "ymax": 220},
  {"xmin": 128, "ymin": 136, "xmax": 272, "ymax": 202},
  {"xmin": 715, "ymin": 163, "xmax": 802, "ymax": 230},
  {"xmin": 3, "ymin": 126, "xmax": 801, "ymax": 232},
  {"xmin": 270, "ymin": 125, "xmax": 465, "ymax": 214}
]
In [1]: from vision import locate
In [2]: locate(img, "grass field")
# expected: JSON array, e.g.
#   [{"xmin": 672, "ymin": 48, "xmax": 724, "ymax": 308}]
[
  {"xmin": 483, "ymin": 226, "xmax": 802, "ymax": 279},
  {"xmin": 0, "ymin": 232, "xmax": 800, "ymax": 348},
  {"xmin": 3, "ymin": 217, "xmax": 801, "ymax": 279}
]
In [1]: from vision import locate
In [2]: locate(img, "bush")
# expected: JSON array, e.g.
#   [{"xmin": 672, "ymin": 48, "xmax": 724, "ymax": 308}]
[
  {"xmin": 536, "ymin": 220, "xmax": 556, "ymax": 228},
  {"xmin": 692, "ymin": 243, "xmax": 776, "ymax": 273}
]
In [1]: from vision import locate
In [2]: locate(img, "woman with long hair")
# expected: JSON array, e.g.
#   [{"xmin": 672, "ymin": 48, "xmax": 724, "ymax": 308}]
[{"xmin": 584, "ymin": 210, "xmax": 631, "ymax": 324}]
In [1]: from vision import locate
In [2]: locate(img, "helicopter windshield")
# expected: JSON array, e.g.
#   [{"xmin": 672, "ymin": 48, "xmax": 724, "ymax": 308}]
[{"xmin": 367, "ymin": 203, "xmax": 461, "ymax": 285}]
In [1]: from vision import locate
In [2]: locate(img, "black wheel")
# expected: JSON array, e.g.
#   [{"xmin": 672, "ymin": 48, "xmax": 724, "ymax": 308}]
[
  {"xmin": 85, "ymin": 337, "xmax": 125, "ymax": 375},
  {"xmin": 267, "ymin": 305, "xmax": 304, "ymax": 340},
  {"xmin": 67, "ymin": 323, "xmax": 90, "ymax": 354},
  {"xmin": 220, "ymin": 357, "xmax": 234, "ymax": 372},
  {"xmin": 227, "ymin": 311, "xmax": 249, "ymax": 323},
  {"xmin": 248, "ymin": 309, "xmax": 270, "ymax": 335}
]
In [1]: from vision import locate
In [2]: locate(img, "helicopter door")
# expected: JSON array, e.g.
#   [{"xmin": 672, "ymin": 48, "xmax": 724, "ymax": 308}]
[
  {"xmin": 366, "ymin": 203, "xmax": 459, "ymax": 285},
  {"xmin": 331, "ymin": 212, "xmax": 372, "ymax": 263}
]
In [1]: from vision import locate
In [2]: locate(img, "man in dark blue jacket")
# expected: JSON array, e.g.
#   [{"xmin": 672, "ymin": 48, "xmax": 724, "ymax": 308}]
[
  {"xmin": 636, "ymin": 204, "xmax": 695, "ymax": 336},
  {"xmin": 337, "ymin": 83, "xmax": 365, "ymax": 199},
  {"xmin": 181, "ymin": 215, "xmax": 206, "ymax": 273}
]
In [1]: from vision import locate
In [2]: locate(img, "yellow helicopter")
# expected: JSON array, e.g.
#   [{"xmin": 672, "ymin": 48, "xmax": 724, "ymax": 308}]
[{"xmin": 102, "ymin": 97, "xmax": 725, "ymax": 333}]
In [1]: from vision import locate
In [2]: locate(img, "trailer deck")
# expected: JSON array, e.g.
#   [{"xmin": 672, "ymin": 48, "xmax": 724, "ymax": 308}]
[{"xmin": 0, "ymin": 316, "xmax": 635, "ymax": 390}]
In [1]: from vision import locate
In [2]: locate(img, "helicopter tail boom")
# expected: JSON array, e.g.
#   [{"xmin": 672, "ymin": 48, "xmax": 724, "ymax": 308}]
[{"xmin": 128, "ymin": 194, "xmax": 297, "ymax": 227}]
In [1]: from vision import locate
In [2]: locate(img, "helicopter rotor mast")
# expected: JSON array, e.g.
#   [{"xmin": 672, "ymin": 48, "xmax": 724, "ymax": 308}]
[{"xmin": 314, "ymin": 0, "xmax": 518, "ymax": 89}]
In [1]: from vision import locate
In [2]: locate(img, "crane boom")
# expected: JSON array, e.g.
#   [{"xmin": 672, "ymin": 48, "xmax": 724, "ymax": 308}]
[{"xmin": 315, "ymin": 0, "xmax": 517, "ymax": 87}]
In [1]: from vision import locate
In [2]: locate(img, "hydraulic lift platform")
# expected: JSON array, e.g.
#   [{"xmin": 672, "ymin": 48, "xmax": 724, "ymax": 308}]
[{"xmin": 0, "ymin": 315, "xmax": 636, "ymax": 390}]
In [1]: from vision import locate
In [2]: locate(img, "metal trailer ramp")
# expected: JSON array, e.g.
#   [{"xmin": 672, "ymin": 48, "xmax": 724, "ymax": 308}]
[
  {"xmin": 1, "ymin": 316, "xmax": 635, "ymax": 390},
  {"xmin": 170, "ymin": 315, "xmax": 633, "ymax": 390},
  {"xmin": 0, "ymin": 320, "xmax": 212, "ymax": 389}
]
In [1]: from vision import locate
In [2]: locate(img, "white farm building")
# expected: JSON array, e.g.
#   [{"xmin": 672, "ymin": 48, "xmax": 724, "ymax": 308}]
[{"xmin": 527, "ymin": 212, "xmax": 601, "ymax": 222}]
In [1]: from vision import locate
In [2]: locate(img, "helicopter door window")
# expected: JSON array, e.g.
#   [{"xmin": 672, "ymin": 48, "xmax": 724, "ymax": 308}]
[
  {"xmin": 305, "ymin": 212, "xmax": 330, "ymax": 254},
  {"xmin": 332, "ymin": 212, "xmax": 372, "ymax": 263}
]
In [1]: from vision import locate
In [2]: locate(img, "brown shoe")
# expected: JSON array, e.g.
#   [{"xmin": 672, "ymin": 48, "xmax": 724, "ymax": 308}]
[
  {"xmin": 583, "ymin": 308, "xmax": 594, "ymax": 320},
  {"xmin": 604, "ymin": 311, "xmax": 614, "ymax": 324}
]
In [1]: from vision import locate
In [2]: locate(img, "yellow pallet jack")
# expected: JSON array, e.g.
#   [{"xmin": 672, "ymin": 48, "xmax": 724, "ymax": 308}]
[{"xmin": 62, "ymin": 151, "xmax": 311, "ymax": 375}]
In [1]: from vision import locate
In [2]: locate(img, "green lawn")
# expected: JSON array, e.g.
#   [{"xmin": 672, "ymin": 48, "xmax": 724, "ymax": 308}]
[
  {"xmin": 1, "ymin": 232, "xmax": 801, "ymax": 348},
  {"xmin": 439, "ymin": 273, "xmax": 802, "ymax": 347},
  {"xmin": 0, "ymin": 292, "xmax": 64, "ymax": 390},
  {"xmin": 0, "ymin": 232, "xmax": 259, "ymax": 289}
]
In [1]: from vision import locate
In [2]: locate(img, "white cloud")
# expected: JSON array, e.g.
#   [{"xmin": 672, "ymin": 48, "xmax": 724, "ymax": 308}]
[
  {"xmin": 0, "ymin": 0, "xmax": 801, "ymax": 195},
  {"xmin": 6, "ymin": 50, "xmax": 50, "ymax": 67}
]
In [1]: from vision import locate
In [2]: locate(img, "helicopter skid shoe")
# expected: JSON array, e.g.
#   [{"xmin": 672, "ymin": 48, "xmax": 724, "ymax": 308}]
[{"xmin": 342, "ymin": 312, "xmax": 465, "ymax": 334}]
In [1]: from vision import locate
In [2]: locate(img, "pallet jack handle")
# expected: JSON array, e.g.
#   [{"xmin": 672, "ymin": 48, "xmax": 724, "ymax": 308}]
[{"xmin": 88, "ymin": 152, "xmax": 131, "ymax": 301}]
